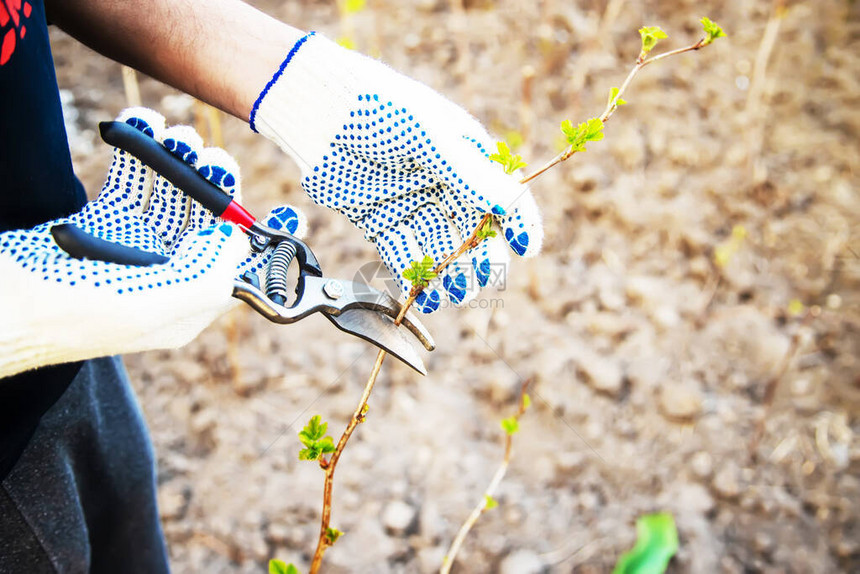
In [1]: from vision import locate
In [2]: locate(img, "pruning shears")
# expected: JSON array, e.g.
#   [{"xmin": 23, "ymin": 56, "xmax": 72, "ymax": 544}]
[{"xmin": 51, "ymin": 121, "xmax": 435, "ymax": 374}]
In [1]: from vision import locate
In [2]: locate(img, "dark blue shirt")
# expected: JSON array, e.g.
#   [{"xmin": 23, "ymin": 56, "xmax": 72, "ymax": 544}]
[{"xmin": 0, "ymin": 0, "xmax": 86, "ymax": 479}]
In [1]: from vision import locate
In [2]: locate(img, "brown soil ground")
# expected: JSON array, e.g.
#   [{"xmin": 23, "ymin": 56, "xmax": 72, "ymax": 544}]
[{"xmin": 51, "ymin": 0, "xmax": 859, "ymax": 572}]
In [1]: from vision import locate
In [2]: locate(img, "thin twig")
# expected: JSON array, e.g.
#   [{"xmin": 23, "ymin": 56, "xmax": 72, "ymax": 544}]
[
  {"xmin": 309, "ymin": 348, "xmax": 387, "ymax": 573},
  {"xmin": 440, "ymin": 382, "xmax": 531, "ymax": 574},
  {"xmin": 519, "ymin": 36, "xmax": 708, "ymax": 185}
]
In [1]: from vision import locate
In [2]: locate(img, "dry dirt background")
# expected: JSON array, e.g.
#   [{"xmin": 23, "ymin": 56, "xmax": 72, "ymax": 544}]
[{"xmin": 50, "ymin": 0, "xmax": 859, "ymax": 572}]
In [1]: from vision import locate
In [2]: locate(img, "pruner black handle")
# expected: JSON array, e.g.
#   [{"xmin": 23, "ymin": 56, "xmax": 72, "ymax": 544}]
[
  {"xmin": 51, "ymin": 223, "xmax": 168, "ymax": 266},
  {"xmin": 99, "ymin": 121, "xmax": 235, "ymax": 219}
]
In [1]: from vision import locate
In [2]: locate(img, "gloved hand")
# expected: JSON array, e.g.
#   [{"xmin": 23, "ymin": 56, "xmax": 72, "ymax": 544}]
[
  {"xmin": 250, "ymin": 33, "xmax": 542, "ymax": 313},
  {"xmin": 0, "ymin": 108, "xmax": 306, "ymax": 378}
]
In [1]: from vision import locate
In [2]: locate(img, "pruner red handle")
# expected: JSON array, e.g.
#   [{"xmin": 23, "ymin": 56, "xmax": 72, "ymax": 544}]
[{"xmin": 221, "ymin": 201, "xmax": 257, "ymax": 229}]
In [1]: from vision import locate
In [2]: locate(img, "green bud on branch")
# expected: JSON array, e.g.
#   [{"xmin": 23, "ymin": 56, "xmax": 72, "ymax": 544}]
[
  {"xmin": 638, "ymin": 26, "xmax": 668, "ymax": 58},
  {"xmin": 402, "ymin": 255, "xmax": 438, "ymax": 289},
  {"xmin": 489, "ymin": 141, "xmax": 528, "ymax": 175},
  {"xmin": 475, "ymin": 217, "xmax": 497, "ymax": 240},
  {"xmin": 298, "ymin": 415, "xmax": 336, "ymax": 462},
  {"xmin": 561, "ymin": 118, "xmax": 605, "ymax": 153},
  {"xmin": 608, "ymin": 87, "xmax": 628, "ymax": 108},
  {"xmin": 700, "ymin": 17, "xmax": 726, "ymax": 45},
  {"xmin": 269, "ymin": 560, "xmax": 300, "ymax": 574},
  {"xmin": 325, "ymin": 527, "xmax": 344, "ymax": 546},
  {"xmin": 501, "ymin": 416, "xmax": 520, "ymax": 435}
]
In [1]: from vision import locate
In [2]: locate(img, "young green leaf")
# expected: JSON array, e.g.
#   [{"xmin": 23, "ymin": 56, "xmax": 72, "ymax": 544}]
[
  {"xmin": 476, "ymin": 217, "xmax": 497, "ymax": 240},
  {"xmin": 325, "ymin": 527, "xmax": 344, "ymax": 545},
  {"xmin": 320, "ymin": 436, "xmax": 336, "ymax": 453},
  {"xmin": 484, "ymin": 494, "xmax": 499, "ymax": 510},
  {"xmin": 299, "ymin": 415, "xmax": 327, "ymax": 446},
  {"xmin": 501, "ymin": 416, "xmax": 519, "ymax": 435},
  {"xmin": 612, "ymin": 513, "xmax": 679, "ymax": 574},
  {"xmin": 700, "ymin": 17, "xmax": 726, "ymax": 45},
  {"xmin": 638, "ymin": 26, "xmax": 668, "ymax": 57},
  {"xmin": 402, "ymin": 256, "xmax": 438, "ymax": 288},
  {"xmin": 298, "ymin": 446, "xmax": 320, "ymax": 461},
  {"xmin": 298, "ymin": 415, "xmax": 336, "ymax": 462},
  {"xmin": 269, "ymin": 560, "xmax": 300, "ymax": 574},
  {"xmin": 522, "ymin": 393, "xmax": 532, "ymax": 411},
  {"xmin": 488, "ymin": 141, "xmax": 528, "ymax": 175},
  {"xmin": 560, "ymin": 118, "xmax": 605, "ymax": 153},
  {"xmin": 608, "ymin": 87, "xmax": 628, "ymax": 108}
]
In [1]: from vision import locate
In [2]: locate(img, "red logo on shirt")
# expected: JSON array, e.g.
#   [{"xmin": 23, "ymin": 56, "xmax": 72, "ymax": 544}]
[{"xmin": 0, "ymin": 0, "xmax": 31, "ymax": 66}]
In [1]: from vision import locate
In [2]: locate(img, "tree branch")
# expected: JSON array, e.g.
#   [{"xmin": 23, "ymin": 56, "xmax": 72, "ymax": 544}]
[
  {"xmin": 520, "ymin": 36, "xmax": 709, "ymax": 185},
  {"xmin": 440, "ymin": 382, "xmax": 531, "ymax": 574}
]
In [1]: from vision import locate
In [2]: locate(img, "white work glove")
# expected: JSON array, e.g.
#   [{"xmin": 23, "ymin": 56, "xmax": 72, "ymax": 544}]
[
  {"xmin": 250, "ymin": 32, "xmax": 542, "ymax": 313},
  {"xmin": 0, "ymin": 109, "xmax": 306, "ymax": 378}
]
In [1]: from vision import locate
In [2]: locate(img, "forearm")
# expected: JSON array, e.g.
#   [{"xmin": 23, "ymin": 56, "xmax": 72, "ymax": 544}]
[{"xmin": 45, "ymin": 0, "xmax": 304, "ymax": 120}]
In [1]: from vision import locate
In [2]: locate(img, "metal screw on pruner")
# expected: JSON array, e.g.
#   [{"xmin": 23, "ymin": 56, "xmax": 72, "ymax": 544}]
[{"xmin": 323, "ymin": 279, "xmax": 344, "ymax": 300}]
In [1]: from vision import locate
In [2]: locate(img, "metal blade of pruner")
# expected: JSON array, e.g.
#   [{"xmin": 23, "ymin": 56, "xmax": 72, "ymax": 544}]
[{"xmin": 233, "ymin": 265, "xmax": 435, "ymax": 374}]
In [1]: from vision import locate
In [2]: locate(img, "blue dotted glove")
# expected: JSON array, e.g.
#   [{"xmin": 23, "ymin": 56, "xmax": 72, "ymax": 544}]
[
  {"xmin": 0, "ymin": 109, "xmax": 306, "ymax": 378},
  {"xmin": 251, "ymin": 33, "xmax": 542, "ymax": 313}
]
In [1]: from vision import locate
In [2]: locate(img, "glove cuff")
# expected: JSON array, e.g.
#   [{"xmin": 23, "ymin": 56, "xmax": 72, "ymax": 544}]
[
  {"xmin": 249, "ymin": 32, "xmax": 394, "ymax": 171},
  {"xmin": 249, "ymin": 31, "xmax": 317, "ymax": 134}
]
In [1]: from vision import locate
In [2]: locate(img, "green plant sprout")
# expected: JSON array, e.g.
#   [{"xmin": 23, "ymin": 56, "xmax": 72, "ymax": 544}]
[
  {"xmin": 604, "ymin": 88, "xmax": 628, "ymax": 118},
  {"xmin": 298, "ymin": 415, "xmax": 336, "ymax": 462},
  {"xmin": 561, "ymin": 118, "xmax": 605, "ymax": 153},
  {"xmin": 440, "ymin": 383, "xmax": 532, "ymax": 574},
  {"xmin": 608, "ymin": 87, "xmax": 628, "ymax": 107},
  {"xmin": 700, "ymin": 17, "xmax": 726, "ymax": 45},
  {"xmin": 401, "ymin": 255, "xmax": 438, "ymax": 290},
  {"xmin": 269, "ymin": 559, "xmax": 300, "ymax": 574},
  {"xmin": 271, "ymin": 16, "xmax": 726, "ymax": 574},
  {"xmin": 324, "ymin": 526, "xmax": 344, "ymax": 546},
  {"xmin": 612, "ymin": 513, "xmax": 679, "ymax": 574},
  {"xmin": 638, "ymin": 26, "xmax": 668, "ymax": 59},
  {"xmin": 475, "ymin": 217, "xmax": 497, "ymax": 241},
  {"xmin": 500, "ymin": 416, "xmax": 520, "ymax": 435},
  {"xmin": 489, "ymin": 141, "xmax": 528, "ymax": 174}
]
